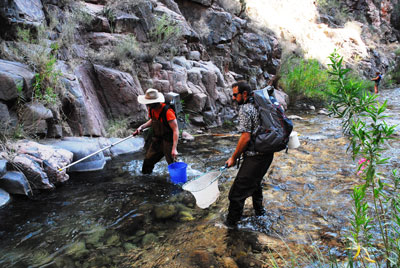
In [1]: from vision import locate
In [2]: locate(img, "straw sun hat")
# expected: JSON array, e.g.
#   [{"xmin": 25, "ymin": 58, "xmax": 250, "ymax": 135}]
[{"xmin": 138, "ymin": 88, "xmax": 165, "ymax": 104}]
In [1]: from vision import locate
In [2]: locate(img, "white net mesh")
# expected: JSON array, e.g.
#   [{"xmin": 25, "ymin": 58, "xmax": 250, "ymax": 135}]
[
  {"xmin": 182, "ymin": 171, "xmax": 221, "ymax": 192},
  {"xmin": 182, "ymin": 170, "xmax": 223, "ymax": 209}
]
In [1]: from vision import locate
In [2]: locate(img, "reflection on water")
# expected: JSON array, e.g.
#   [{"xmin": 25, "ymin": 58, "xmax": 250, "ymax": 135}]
[{"xmin": 0, "ymin": 88, "xmax": 399, "ymax": 267}]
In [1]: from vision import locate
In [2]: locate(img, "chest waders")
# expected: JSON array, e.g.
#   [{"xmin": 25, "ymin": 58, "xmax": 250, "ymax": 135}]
[{"xmin": 141, "ymin": 106, "xmax": 174, "ymax": 174}]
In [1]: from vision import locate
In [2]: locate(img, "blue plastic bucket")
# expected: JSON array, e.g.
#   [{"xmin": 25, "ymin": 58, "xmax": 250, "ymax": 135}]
[{"xmin": 168, "ymin": 162, "xmax": 188, "ymax": 184}]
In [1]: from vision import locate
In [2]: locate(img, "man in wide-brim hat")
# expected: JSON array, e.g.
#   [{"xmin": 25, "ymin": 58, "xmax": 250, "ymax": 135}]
[{"xmin": 133, "ymin": 89, "xmax": 179, "ymax": 174}]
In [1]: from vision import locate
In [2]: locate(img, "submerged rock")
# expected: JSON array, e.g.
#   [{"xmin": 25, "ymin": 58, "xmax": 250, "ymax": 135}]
[
  {"xmin": 0, "ymin": 171, "xmax": 32, "ymax": 196},
  {"xmin": 0, "ymin": 188, "xmax": 10, "ymax": 208},
  {"xmin": 153, "ymin": 204, "xmax": 177, "ymax": 220},
  {"xmin": 142, "ymin": 233, "xmax": 158, "ymax": 246}
]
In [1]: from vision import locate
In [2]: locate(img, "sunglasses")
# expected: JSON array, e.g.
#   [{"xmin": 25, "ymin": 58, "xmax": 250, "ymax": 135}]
[{"xmin": 232, "ymin": 92, "xmax": 241, "ymax": 97}]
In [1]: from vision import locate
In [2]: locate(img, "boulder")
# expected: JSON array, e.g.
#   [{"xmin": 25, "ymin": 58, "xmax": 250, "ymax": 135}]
[
  {"xmin": 0, "ymin": 59, "xmax": 35, "ymax": 101},
  {"xmin": 0, "ymin": 171, "xmax": 32, "ymax": 196},
  {"xmin": 0, "ymin": 188, "xmax": 10, "ymax": 208},
  {"xmin": 0, "ymin": 159, "xmax": 7, "ymax": 176},
  {"xmin": 21, "ymin": 102, "xmax": 53, "ymax": 136},
  {"xmin": 0, "ymin": 0, "xmax": 45, "ymax": 27},
  {"xmin": 153, "ymin": 204, "xmax": 177, "ymax": 219},
  {"xmin": 114, "ymin": 12, "xmax": 140, "ymax": 33},
  {"xmin": 107, "ymin": 137, "xmax": 145, "ymax": 157},
  {"xmin": 0, "ymin": 102, "xmax": 10, "ymax": 131},
  {"xmin": 9, "ymin": 154, "xmax": 54, "ymax": 190},
  {"xmin": 69, "ymin": 63, "xmax": 108, "ymax": 136},
  {"xmin": 50, "ymin": 137, "xmax": 107, "ymax": 172},
  {"xmin": 10, "ymin": 140, "xmax": 73, "ymax": 185},
  {"xmin": 154, "ymin": 3, "xmax": 199, "ymax": 41},
  {"xmin": 93, "ymin": 65, "xmax": 148, "ymax": 121}
]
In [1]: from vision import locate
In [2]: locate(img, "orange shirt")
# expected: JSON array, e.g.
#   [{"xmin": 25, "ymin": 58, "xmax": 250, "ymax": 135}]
[{"xmin": 149, "ymin": 103, "xmax": 176, "ymax": 123}]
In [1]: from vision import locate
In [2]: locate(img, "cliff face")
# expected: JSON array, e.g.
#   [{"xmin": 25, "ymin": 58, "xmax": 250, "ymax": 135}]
[{"xmin": 0, "ymin": 0, "xmax": 399, "ymax": 138}]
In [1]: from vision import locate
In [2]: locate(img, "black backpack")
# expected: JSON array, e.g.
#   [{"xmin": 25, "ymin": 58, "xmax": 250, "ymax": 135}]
[{"xmin": 250, "ymin": 88, "xmax": 293, "ymax": 153}]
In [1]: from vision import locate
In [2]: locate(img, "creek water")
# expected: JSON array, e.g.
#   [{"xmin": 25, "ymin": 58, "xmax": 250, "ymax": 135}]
[{"xmin": 0, "ymin": 88, "xmax": 399, "ymax": 268}]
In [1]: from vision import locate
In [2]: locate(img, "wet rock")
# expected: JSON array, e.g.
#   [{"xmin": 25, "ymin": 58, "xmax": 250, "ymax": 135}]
[
  {"xmin": 50, "ymin": 138, "xmax": 106, "ymax": 172},
  {"xmin": 142, "ymin": 233, "xmax": 158, "ymax": 246},
  {"xmin": 66, "ymin": 241, "xmax": 89, "ymax": 259},
  {"xmin": 182, "ymin": 131, "xmax": 195, "ymax": 141},
  {"xmin": 0, "ymin": 159, "xmax": 7, "ymax": 176},
  {"xmin": 114, "ymin": 213, "xmax": 145, "ymax": 235},
  {"xmin": 180, "ymin": 191, "xmax": 196, "ymax": 207},
  {"xmin": 31, "ymin": 249, "xmax": 51, "ymax": 267},
  {"xmin": 123, "ymin": 242, "xmax": 136, "ymax": 251},
  {"xmin": 153, "ymin": 204, "xmax": 177, "ymax": 220},
  {"xmin": 85, "ymin": 227, "xmax": 106, "ymax": 246},
  {"xmin": 8, "ymin": 154, "xmax": 54, "ymax": 190},
  {"xmin": 287, "ymin": 115, "xmax": 304, "ymax": 120},
  {"xmin": 190, "ymin": 249, "xmax": 217, "ymax": 268},
  {"xmin": 236, "ymin": 256, "xmax": 263, "ymax": 268},
  {"xmin": 107, "ymin": 137, "xmax": 145, "ymax": 157},
  {"xmin": 0, "ymin": 188, "xmax": 10, "ymax": 208},
  {"xmin": 178, "ymin": 210, "xmax": 195, "ymax": 222},
  {"xmin": 0, "ymin": 171, "xmax": 32, "ymax": 196},
  {"xmin": 222, "ymin": 257, "xmax": 239, "ymax": 268},
  {"xmin": 105, "ymin": 233, "xmax": 121, "ymax": 247},
  {"xmin": 10, "ymin": 140, "xmax": 73, "ymax": 184}
]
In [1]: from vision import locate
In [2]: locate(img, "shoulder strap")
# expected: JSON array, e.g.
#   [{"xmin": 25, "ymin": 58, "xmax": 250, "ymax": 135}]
[{"xmin": 160, "ymin": 104, "xmax": 171, "ymax": 128}]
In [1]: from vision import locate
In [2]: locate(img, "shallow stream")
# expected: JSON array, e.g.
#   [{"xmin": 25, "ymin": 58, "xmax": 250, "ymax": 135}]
[{"xmin": 0, "ymin": 88, "xmax": 399, "ymax": 268}]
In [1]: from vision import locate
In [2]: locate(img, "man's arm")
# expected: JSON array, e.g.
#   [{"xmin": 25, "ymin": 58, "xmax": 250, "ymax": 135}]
[
  {"xmin": 133, "ymin": 119, "xmax": 152, "ymax": 136},
  {"xmin": 225, "ymin": 132, "xmax": 251, "ymax": 167},
  {"xmin": 168, "ymin": 119, "xmax": 179, "ymax": 159}
]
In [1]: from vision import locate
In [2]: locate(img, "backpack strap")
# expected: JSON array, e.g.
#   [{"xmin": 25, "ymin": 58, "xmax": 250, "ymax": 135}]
[{"xmin": 159, "ymin": 104, "xmax": 172, "ymax": 129}]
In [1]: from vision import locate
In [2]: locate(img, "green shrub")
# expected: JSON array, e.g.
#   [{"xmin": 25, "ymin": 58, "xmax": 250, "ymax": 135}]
[
  {"xmin": 147, "ymin": 14, "xmax": 181, "ymax": 59},
  {"xmin": 16, "ymin": 27, "xmax": 61, "ymax": 107},
  {"xmin": 278, "ymin": 56, "xmax": 330, "ymax": 102},
  {"xmin": 327, "ymin": 50, "xmax": 399, "ymax": 267},
  {"xmin": 103, "ymin": 6, "xmax": 116, "ymax": 33}
]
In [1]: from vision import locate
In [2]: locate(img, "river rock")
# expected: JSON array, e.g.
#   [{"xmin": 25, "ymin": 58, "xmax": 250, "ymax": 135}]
[
  {"xmin": 66, "ymin": 241, "xmax": 89, "ymax": 259},
  {"xmin": 10, "ymin": 140, "xmax": 73, "ymax": 184},
  {"xmin": 8, "ymin": 154, "xmax": 54, "ymax": 190},
  {"xmin": 141, "ymin": 233, "xmax": 158, "ymax": 246},
  {"xmin": 181, "ymin": 131, "xmax": 194, "ymax": 141},
  {"xmin": 50, "ymin": 138, "xmax": 106, "ymax": 172},
  {"xmin": 222, "ymin": 257, "xmax": 239, "ymax": 268},
  {"xmin": 153, "ymin": 204, "xmax": 177, "ymax": 220},
  {"xmin": 0, "ymin": 171, "xmax": 32, "ymax": 196},
  {"xmin": 0, "ymin": 159, "xmax": 7, "ymax": 176},
  {"xmin": 0, "ymin": 188, "xmax": 10, "ymax": 208},
  {"xmin": 84, "ymin": 227, "xmax": 106, "ymax": 247},
  {"xmin": 190, "ymin": 249, "xmax": 217, "ymax": 268},
  {"xmin": 107, "ymin": 137, "xmax": 145, "ymax": 157}
]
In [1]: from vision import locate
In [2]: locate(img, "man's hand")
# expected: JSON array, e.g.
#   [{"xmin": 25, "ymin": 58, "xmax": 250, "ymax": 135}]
[
  {"xmin": 225, "ymin": 157, "xmax": 236, "ymax": 168},
  {"xmin": 132, "ymin": 126, "xmax": 143, "ymax": 136},
  {"xmin": 171, "ymin": 148, "xmax": 178, "ymax": 160}
]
